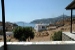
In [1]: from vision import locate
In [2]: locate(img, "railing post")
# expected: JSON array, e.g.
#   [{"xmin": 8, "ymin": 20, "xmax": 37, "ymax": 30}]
[{"xmin": 1, "ymin": 0, "xmax": 7, "ymax": 50}]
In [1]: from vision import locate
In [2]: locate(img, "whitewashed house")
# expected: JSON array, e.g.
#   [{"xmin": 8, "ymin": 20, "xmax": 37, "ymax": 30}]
[{"xmin": 34, "ymin": 24, "xmax": 48, "ymax": 32}]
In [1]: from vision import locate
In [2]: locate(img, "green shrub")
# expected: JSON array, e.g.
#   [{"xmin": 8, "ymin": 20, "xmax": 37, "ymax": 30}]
[
  {"xmin": 13, "ymin": 26, "xmax": 34, "ymax": 41},
  {"xmin": 52, "ymin": 31, "xmax": 62, "ymax": 41}
]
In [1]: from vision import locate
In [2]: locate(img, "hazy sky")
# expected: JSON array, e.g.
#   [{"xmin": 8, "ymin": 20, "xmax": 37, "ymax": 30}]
[{"xmin": 0, "ymin": 0, "xmax": 75, "ymax": 23}]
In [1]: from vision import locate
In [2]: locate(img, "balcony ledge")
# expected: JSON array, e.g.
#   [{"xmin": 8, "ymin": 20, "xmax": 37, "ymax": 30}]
[{"xmin": 0, "ymin": 41, "xmax": 75, "ymax": 48}]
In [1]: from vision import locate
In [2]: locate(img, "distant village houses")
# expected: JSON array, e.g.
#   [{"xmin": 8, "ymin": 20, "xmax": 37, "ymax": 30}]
[{"xmin": 0, "ymin": 22, "xmax": 18, "ymax": 31}]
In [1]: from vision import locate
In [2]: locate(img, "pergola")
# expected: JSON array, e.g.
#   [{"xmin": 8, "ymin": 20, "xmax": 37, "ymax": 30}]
[{"xmin": 65, "ymin": 0, "xmax": 75, "ymax": 33}]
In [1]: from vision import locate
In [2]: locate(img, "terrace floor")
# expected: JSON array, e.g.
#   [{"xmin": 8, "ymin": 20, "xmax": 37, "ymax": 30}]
[{"xmin": 1, "ymin": 42, "xmax": 75, "ymax": 50}]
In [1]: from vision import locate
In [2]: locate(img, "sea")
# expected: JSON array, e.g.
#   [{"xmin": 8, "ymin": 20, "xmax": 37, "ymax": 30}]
[{"xmin": 17, "ymin": 23, "xmax": 35, "ymax": 28}]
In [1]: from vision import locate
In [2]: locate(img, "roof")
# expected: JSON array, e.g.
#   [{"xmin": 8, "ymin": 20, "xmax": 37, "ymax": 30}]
[
  {"xmin": 66, "ymin": 0, "xmax": 75, "ymax": 10},
  {"xmin": 35, "ymin": 24, "xmax": 48, "ymax": 26}
]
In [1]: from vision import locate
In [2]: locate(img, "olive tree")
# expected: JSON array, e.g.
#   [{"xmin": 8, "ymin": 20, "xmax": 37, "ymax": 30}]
[{"xmin": 13, "ymin": 26, "xmax": 34, "ymax": 41}]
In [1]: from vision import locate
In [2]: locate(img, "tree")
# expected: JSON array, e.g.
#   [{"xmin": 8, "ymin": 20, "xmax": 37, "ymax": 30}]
[{"xmin": 13, "ymin": 26, "xmax": 34, "ymax": 41}]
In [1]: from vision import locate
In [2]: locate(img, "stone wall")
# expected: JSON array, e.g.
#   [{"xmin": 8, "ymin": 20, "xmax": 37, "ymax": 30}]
[{"xmin": 62, "ymin": 33, "xmax": 74, "ymax": 41}]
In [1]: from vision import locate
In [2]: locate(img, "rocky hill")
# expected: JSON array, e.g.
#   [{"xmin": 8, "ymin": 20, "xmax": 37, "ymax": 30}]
[{"xmin": 30, "ymin": 15, "xmax": 75, "ymax": 24}]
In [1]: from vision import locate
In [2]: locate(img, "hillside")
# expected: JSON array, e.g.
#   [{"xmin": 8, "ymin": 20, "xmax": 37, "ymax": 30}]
[
  {"xmin": 0, "ymin": 17, "xmax": 75, "ymax": 42},
  {"xmin": 0, "ymin": 22, "xmax": 18, "ymax": 31},
  {"xmin": 56, "ymin": 17, "xmax": 75, "ymax": 26},
  {"xmin": 30, "ymin": 15, "xmax": 75, "ymax": 24}
]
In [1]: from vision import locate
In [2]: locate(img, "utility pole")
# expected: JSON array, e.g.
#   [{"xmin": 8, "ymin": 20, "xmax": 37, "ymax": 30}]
[
  {"xmin": 63, "ymin": 13, "xmax": 64, "ymax": 26},
  {"xmin": 1, "ymin": 0, "xmax": 7, "ymax": 50},
  {"xmin": 71, "ymin": 9, "xmax": 72, "ymax": 33}
]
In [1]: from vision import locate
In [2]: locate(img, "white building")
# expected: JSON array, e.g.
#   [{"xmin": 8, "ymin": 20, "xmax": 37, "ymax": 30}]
[
  {"xmin": 34, "ymin": 24, "xmax": 48, "ymax": 32},
  {"xmin": 6, "ymin": 32, "xmax": 13, "ymax": 36}
]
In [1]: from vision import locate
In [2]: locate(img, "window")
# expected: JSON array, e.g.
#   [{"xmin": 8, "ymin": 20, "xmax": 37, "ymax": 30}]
[{"xmin": 42, "ymin": 26, "xmax": 45, "ymax": 28}]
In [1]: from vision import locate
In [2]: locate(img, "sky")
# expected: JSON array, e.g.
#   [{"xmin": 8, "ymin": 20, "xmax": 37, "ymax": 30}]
[{"xmin": 0, "ymin": 0, "xmax": 75, "ymax": 23}]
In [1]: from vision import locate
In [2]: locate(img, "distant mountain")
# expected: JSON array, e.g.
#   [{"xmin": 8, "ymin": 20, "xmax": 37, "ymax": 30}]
[
  {"xmin": 15, "ymin": 22, "xmax": 26, "ymax": 26},
  {"xmin": 30, "ymin": 15, "xmax": 75, "ymax": 24}
]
